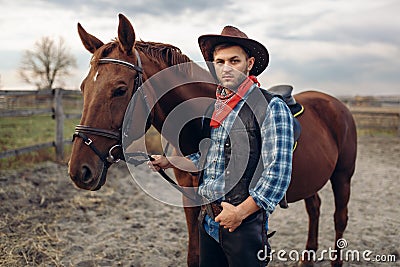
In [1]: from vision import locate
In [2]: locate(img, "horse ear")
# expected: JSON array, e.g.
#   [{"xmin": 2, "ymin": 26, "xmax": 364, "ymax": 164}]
[
  {"xmin": 118, "ymin": 13, "xmax": 135, "ymax": 55},
  {"xmin": 77, "ymin": 23, "xmax": 104, "ymax": 54}
]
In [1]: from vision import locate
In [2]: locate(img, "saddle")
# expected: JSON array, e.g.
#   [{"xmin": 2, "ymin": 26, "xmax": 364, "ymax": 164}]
[
  {"xmin": 268, "ymin": 84, "xmax": 303, "ymax": 142},
  {"xmin": 267, "ymin": 85, "xmax": 304, "ymax": 209}
]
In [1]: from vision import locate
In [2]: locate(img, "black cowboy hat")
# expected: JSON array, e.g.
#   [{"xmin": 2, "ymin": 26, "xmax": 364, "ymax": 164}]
[{"xmin": 198, "ymin": 25, "xmax": 269, "ymax": 77}]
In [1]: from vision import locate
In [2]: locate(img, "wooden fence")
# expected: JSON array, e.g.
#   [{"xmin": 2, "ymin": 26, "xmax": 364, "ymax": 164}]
[
  {"xmin": 350, "ymin": 109, "xmax": 400, "ymax": 136},
  {"xmin": 0, "ymin": 90, "xmax": 399, "ymax": 162},
  {"xmin": 341, "ymin": 96, "xmax": 400, "ymax": 136},
  {"xmin": 0, "ymin": 88, "xmax": 81, "ymax": 161}
]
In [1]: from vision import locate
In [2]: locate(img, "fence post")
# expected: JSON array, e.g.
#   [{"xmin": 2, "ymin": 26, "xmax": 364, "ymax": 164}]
[
  {"xmin": 398, "ymin": 113, "xmax": 400, "ymax": 137},
  {"xmin": 54, "ymin": 88, "xmax": 64, "ymax": 161}
]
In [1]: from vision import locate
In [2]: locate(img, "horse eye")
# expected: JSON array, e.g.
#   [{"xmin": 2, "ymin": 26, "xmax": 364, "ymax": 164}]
[{"xmin": 112, "ymin": 87, "xmax": 128, "ymax": 97}]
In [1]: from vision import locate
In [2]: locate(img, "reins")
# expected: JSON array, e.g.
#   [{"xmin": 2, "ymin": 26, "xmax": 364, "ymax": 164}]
[
  {"xmin": 73, "ymin": 49, "xmax": 199, "ymax": 201},
  {"xmin": 124, "ymin": 151, "xmax": 198, "ymax": 201}
]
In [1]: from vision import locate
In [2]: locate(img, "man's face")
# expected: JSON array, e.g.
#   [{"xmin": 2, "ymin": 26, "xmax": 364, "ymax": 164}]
[{"xmin": 213, "ymin": 45, "xmax": 255, "ymax": 90}]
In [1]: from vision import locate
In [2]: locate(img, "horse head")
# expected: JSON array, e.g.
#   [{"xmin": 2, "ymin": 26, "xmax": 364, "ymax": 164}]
[
  {"xmin": 69, "ymin": 14, "xmax": 153, "ymax": 190},
  {"xmin": 69, "ymin": 13, "xmax": 215, "ymax": 191}
]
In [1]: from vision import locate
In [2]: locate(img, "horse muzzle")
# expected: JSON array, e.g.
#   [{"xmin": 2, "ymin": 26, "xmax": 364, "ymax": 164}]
[
  {"xmin": 68, "ymin": 158, "xmax": 109, "ymax": 191},
  {"xmin": 69, "ymin": 126, "xmax": 124, "ymax": 191}
]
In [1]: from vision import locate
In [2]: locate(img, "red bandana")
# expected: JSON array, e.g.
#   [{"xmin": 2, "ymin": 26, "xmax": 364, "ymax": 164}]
[{"xmin": 210, "ymin": 75, "xmax": 260, "ymax": 128}]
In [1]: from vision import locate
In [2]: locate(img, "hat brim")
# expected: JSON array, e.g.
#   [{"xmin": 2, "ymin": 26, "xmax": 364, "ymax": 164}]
[{"xmin": 198, "ymin": 34, "xmax": 269, "ymax": 77}]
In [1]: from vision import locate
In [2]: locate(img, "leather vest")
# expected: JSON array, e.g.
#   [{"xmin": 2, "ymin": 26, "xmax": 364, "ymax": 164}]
[{"xmin": 199, "ymin": 88, "xmax": 276, "ymax": 206}]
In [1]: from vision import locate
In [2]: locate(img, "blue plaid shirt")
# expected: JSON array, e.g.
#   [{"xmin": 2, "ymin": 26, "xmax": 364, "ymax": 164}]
[{"xmin": 187, "ymin": 84, "xmax": 293, "ymax": 240}]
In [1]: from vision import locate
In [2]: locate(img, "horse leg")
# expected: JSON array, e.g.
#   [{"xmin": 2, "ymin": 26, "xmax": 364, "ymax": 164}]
[
  {"xmin": 299, "ymin": 193, "xmax": 321, "ymax": 267},
  {"xmin": 174, "ymin": 167, "xmax": 200, "ymax": 267},
  {"xmin": 330, "ymin": 169, "xmax": 351, "ymax": 267},
  {"xmin": 183, "ymin": 205, "xmax": 200, "ymax": 267}
]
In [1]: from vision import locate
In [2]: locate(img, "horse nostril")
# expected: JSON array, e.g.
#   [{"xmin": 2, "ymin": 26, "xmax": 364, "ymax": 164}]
[{"xmin": 81, "ymin": 165, "xmax": 93, "ymax": 184}]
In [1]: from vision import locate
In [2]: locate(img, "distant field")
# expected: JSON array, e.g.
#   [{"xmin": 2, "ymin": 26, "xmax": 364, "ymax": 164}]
[
  {"xmin": 0, "ymin": 116, "xmax": 80, "ymax": 169},
  {"xmin": 0, "ymin": 115, "xmax": 161, "ymax": 169},
  {"xmin": 0, "ymin": 116, "xmax": 78, "ymax": 149},
  {"xmin": 348, "ymin": 106, "xmax": 399, "ymax": 136},
  {"xmin": 0, "ymin": 93, "xmax": 399, "ymax": 169}
]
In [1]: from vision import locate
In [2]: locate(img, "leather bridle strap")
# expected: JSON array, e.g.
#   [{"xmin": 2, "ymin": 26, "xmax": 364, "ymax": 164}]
[
  {"xmin": 73, "ymin": 50, "xmax": 143, "ymax": 166},
  {"xmin": 98, "ymin": 50, "xmax": 143, "ymax": 93},
  {"xmin": 73, "ymin": 49, "xmax": 199, "ymax": 200},
  {"xmin": 98, "ymin": 57, "xmax": 143, "ymax": 73},
  {"xmin": 73, "ymin": 125, "xmax": 122, "ymax": 164},
  {"xmin": 74, "ymin": 125, "xmax": 121, "ymax": 140},
  {"xmin": 73, "ymin": 131, "xmax": 110, "ymax": 164}
]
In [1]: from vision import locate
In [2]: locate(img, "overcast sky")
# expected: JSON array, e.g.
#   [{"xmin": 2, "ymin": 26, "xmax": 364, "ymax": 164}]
[{"xmin": 0, "ymin": 0, "xmax": 399, "ymax": 96}]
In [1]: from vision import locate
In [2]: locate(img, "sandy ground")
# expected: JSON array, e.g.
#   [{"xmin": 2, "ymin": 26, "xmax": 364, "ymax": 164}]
[{"xmin": 0, "ymin": 136, "xmax": 399, "ymax": 267}]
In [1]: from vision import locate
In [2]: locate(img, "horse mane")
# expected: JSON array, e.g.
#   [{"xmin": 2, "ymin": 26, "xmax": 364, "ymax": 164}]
[
  {"xmin": 135, "ymin": 41, "xmax": 192, "ymax": 66},
  {"xmin": 92, "ymin": 39, "xmax": 193, "ymax": 75}
]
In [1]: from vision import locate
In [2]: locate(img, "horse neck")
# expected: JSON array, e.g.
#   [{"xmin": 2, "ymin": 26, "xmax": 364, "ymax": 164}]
[{"xmin": 140, "ymin": 53, "xmax": 216, "ymax": 155}]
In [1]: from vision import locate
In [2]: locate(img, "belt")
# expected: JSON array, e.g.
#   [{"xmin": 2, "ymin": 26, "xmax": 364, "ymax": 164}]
[
  {"xmin": 202, "ymin": 201, "xmax": 263, "ymax": 222},
  {"xmin": 202, "ymin": 202, "xmax": 222, "ymax": 220}
]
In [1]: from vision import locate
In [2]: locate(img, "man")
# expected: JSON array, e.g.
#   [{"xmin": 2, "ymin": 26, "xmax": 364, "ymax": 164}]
[{"xmin": 150, "ymin": 26, "xmax": 294, "ymax": 267}]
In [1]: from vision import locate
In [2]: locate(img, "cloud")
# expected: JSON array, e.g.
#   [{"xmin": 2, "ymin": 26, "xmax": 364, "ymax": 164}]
[
  {"xmin": 43, "ymin": 0, "xmax": 229, "ymax": 17},
  {"xmin": 0, "ymin": 0, "xmax": 399, "ymax": 95}
]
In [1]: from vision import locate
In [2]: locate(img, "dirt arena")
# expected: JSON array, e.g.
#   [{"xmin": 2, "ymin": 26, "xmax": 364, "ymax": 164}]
[{"xmin": 0, "ymin": 136, "xmax": 399, "ymax": 266}]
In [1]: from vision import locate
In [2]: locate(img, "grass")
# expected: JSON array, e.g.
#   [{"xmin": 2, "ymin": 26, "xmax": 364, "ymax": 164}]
[
  {"xmin": 0, "ymin": 115, "xmax": 80, "ymax": 169},
  {"xmin": 0, "ymin": 115, "xmax": 163, "ymax": 170},
  {"xmin": 1, "ymin": 104, "xmax": 398, "ymax": 170}
]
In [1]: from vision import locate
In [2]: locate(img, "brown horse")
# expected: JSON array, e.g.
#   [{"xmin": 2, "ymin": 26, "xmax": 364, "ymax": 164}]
[{"xmin": 69, "ymin": 14, "xmax": 357, "ymax": 267}]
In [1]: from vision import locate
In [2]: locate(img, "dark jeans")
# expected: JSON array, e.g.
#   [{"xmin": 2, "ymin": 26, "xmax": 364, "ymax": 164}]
[{"xmin": 199, "ymin": 209, "xmax": 271, "ymax": 267}]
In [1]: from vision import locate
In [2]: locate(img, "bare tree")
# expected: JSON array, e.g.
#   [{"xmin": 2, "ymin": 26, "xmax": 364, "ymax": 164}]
[{"xmin": 19, "ymin": 36, "xmax": 77, "ymax": 89}]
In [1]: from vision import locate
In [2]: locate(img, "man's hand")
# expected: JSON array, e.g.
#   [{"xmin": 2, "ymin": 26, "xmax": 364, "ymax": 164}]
[
  {"xmin": 215, "ymin": 197, "xmax": 261, "ymax": 232},
  {"xmin": 147, "ymin": 155, "xmax": 172, "ymax": 172},
  {"xmin": 215, "ymin": 202, "xmax": 244, "ymax": 232},
  {"xmin": 147, "ymin": 155, "xmax": 198, "ymax": 173}
]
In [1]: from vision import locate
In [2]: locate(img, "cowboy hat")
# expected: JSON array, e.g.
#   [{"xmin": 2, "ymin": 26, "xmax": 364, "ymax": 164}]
[{"xmin": 198, "ymin": 25, "xmax": 269, "ymax": 77}]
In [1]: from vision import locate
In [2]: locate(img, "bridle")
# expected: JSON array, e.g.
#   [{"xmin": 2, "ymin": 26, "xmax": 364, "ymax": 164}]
[
  {"xmin": 71, "ymin": 49, "xmax": 198, "ymax": 200},
  {"xmin": 72, "ymin": 50, "xmax": 143, "ymax": 182}
]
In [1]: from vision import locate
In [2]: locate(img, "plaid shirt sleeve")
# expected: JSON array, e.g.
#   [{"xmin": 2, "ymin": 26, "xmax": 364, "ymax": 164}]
[
  {"xmin": 186, "ymin": 152, "xmax": 201, "ymax": 168},
  {"xmin": 249, "ymin": 97, "xmax": 294, "ymax": 214}
]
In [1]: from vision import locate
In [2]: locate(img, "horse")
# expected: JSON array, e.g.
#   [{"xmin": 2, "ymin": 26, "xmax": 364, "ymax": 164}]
[{"xmin": 69, "ymin": 14, "xmax": 357, "ymax": 267}]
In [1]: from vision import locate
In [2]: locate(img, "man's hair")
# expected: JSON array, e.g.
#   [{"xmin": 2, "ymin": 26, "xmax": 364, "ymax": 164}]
[{"xmin": 213, "ymin": 42, "xmax": 251, "ymax": 60}]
